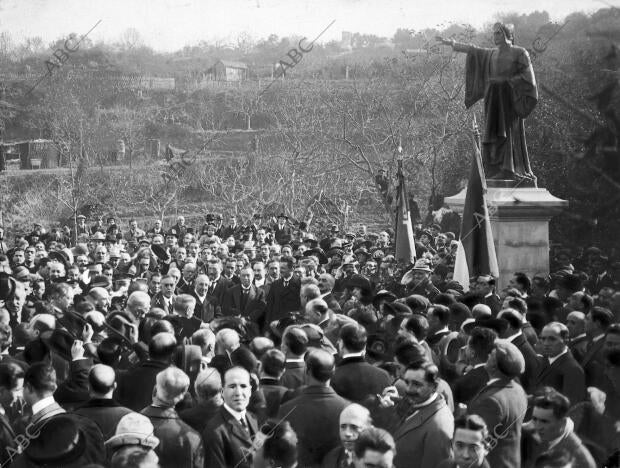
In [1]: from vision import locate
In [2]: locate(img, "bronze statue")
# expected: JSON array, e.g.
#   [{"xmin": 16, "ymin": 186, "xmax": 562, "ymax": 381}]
[{"xmin": 437, "ymin": 23, "xmax": 538, "ymax": 184}]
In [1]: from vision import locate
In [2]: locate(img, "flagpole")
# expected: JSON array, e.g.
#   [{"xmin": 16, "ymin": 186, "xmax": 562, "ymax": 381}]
[{"xmin": 471, "ymin": 115, "xmax": 488, "ymax": 193}]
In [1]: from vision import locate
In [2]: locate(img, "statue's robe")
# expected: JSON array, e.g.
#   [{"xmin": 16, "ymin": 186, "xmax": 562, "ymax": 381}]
[{"xmin": 455, "ymin": 43, "xmax": 538, "ymax": 181}]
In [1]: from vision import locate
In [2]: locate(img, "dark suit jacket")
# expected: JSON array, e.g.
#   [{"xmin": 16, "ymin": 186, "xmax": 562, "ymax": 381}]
[
  {"xmin": 176, "ymin": 278, "xmax": 194, "ymax": 295},
  {"xmin": 115, "ymin": 360, "xmax": 170, "ymax": 411},
  {"xmin": 321, "ymin": 446, "xmax": 350, "ymax": 468},
  {"xmin": 522, "ymin": 425, "xmax": 596, "ymax": 468},
  {"xmin": 468, "ymin": 378, "xmax": 527, "ymax": 468},
  {"xmin": 179, "ymin": 400, "xmax": 221, "ymax": 434},
  {"xmin": 278, "ymin": 385, "xmax": 349, "ymax": 467},
  {"xmin": 54, "ymin": 357, "xmax": 93, "ymax": 411},
  {"xmin": 222, "ymin": 284, "xmax": 266, "ymax": 321},
  {"xmin": 569, "ymin": 334, "xmax": 589, "ymax": 364},
  {"xmin": 259, "ymin": 377, "xmax": 290, "ymax": 421},
  {"xmin": 207, "ymin": 277, "xmax": 233, "ymax": 316},
  {"xmin": 274, "ymin": 225, "xmax": 292, "ymax": 245},
  {"xmin": 165, "ymin": 314, "xmax": 203, "ymax": 341},
  {"xmin": 510, "ymin": 333, "xmax": 540, "ymax": 393},
  {"xmin": 151, "ymin": 292, "xmax": 176, "ymax": 314},
  {"xmin": 427, "ymin": 329, "xmax": 451, "ymax": 350},
  {"xmin": 142, "ymin": 405, "xmax": 204, "ymax": 468},
  {"xmin": 587, "ymin": 272, "xmax": 614, "ymax": 295},
  {"xmin": 265, "ymin": 277, "xmax": 301, "ymax": 326},
  {"xmin": 331, "ymin": 356, "xmax": 390, "ymax": 406},
  {"xmin": 484, "ymin": 293, "xmax": 502, "ymax": 316},
  {"xmin": 74, "ymin": 398, "xmax": 133, "ymax": 440},
  {"xmin": 393, "ymin": 394, "xmax": 454, "ymax": 468},
  {"xmin": 581, "ymin": 336, "xmax": 606, "ymax": 388},
  {"xmin": 322, "ymin": 293, "xmax": 342, "ymax": 314},
  {"xmin": 535, "ymin": 350, "xmax": 586, "ymax": 406},
  {"xmin": 0, "ymin": 412, "xmax": 16, "ymax": 467},
  {"xmin": 522, "ymin": 322, "xmax": 538, "ymax": 346},
  {"xmin": 191, "ymin": 292, "xmax": 217, "ymax": 323},
  {"xmin": 202, "ymin": 406, "xmax": 259, "ymax": 468},
  {"xmin": 280, "ymin": 360, "xmax": 306, "ymax": 390},
  {"xmin": 453, "ymin": 365, "xmax": 490, "ymax": 405}
]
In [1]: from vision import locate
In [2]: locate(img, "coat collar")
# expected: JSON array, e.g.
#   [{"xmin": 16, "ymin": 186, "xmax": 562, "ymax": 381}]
[
  {"xmin": 219, "ymin": 406, "xmax": 258, "ymax": 444},
  {"xmin": 142, "ymin": 405, "xmax": 179, "ymax": 420},
  {"xmin": 337, "ymin": 355, "xmax": 367, "ymax": 366},
  {"xmin": 81, "ymin": 398, "xmax": 124, "ymax": 409},
  {"xmin": 394, "ymin": 394, "xmax": 447, "ymax": 439}
]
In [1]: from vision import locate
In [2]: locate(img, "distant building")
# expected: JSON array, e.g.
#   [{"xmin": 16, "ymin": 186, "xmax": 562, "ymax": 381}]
[
  {"xmin": 341, "ymin": 31, "xmax": 353, "ymax": 51},
  {"xmin": 212, "ymin": 60, "xmax": 248, "ymax": 82}
]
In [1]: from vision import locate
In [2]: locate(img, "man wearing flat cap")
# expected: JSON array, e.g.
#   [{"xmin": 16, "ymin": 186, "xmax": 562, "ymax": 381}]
[
  {"xmin": 401, "ymin": 259, "xmax": 440, "ymax": 301},
  {"xmin": 468, "ymin": 339, "xmax": 527, "ymax": 468}
]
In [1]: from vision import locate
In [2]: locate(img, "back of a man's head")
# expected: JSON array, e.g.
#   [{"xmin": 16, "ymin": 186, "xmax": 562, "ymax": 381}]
[
  {"xmin": 261, "ymin": 349, "xmax": 286, "ymax": 378},
  {"xmin": 301, "ymin": 284, "xmax": 321, "ymax": 302},
  {"xmin": 194, "ymin": 368, "xmax": 222, "ymax": 403},
  {"xmin": 192, "ymin": 328, "xmax": 216, "ymax": 356},
  {"xmin": 126, "ymin": 291, "xmax": 151, "ymax": 316},
  {"xmin": 216, "ymin": 328, "xmax": 240, "ymax": 353},
  {"xmin": 305, "ymin": 298, "xmax": 329, "ymax": 322},
  {"xmin": 155, "ymin": 367, "xmax": 190, "ymax": 405},
  {"xmin": 249, "ymin": 337, "xmax": 275, "ymax": 360},
  {"xmin": 305, "ymin": 348, "xmax": 335, "ymax": 384},
  {"xmin": 231, "ymin": 347, "xmax": 259, "ymax": 374},
  {"xmin": 148, "ymin": 332, "xmax": 177, "ymax": 362},
  {"xmin": 354, "ymin": 427, "xmax": 396, "ymax": 464},
  {"xmin": 0, "ymin": 362, "xmax": 25, "ymax": 392},
  {"xmin": 282, "ymin": 326, "xmax": 308, "ymax": 357},
  {"xmin": 89, "ymin": 364, "xmax": 116, "ymax": 396},
  {"xmin": 339, "ymin": 323, "xmax": 367, "ymax": 353},
  {"xmin": 472, "ymin": 303, "xmax": 492, "ymax": 319},
  {"xmin": 24, "ymin": 363, "xmax": 57, "ymax": 397}
]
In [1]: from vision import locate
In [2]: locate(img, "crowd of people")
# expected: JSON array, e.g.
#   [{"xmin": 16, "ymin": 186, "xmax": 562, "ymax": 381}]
[{"xmin": 0, "ymin": 211, "xmax": 619, "ymax": 468}]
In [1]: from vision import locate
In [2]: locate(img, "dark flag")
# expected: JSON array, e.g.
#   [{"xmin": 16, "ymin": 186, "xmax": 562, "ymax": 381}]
[
  {"xmin": 454, "ymin": 121, "xmax": 499, "ymax": 290},
  {"xmin": 395, "ymin": 160, "xmax": 416, "ymax": 265}
]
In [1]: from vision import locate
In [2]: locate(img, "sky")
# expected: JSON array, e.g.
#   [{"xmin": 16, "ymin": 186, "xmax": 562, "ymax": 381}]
[{"xmin": 0, "ymin": 0, "xmax": 608, "ymax": 52}]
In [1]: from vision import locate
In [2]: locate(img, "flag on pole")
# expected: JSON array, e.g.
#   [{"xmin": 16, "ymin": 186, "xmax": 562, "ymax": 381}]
[
  {"xmin": 395, "ymin": 160, "xmax": 416, "ymax": 265},
  {"xmin": 453, "ymin": 122, "xmax": 499, "ymax": 291}
]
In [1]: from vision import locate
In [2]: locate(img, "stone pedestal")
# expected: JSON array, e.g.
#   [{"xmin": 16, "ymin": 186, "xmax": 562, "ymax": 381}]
[{"xmin": 444, "ymin": 186, "xmax": 568, "ymax": 289}]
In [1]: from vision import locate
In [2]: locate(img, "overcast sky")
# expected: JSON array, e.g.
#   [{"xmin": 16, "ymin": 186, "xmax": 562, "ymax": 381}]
[{"xmin": 0, "ymin": 0, "xmax": 606, "ymax": 52}]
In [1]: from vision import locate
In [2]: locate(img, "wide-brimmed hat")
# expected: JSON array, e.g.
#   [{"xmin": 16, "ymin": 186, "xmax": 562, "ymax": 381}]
[
  {"xmin": 373, "ymin": 290, "xmax": 397, "ymax": 309},
  {"xmin": 326, "ymin": 248, "xmax": 345, "ymax": 259},
  {"xmin": 41, "ymin": 329, "xmax": 74, "ymax": 362},
  {"xmin": 105, "ymin": 412, "xmax": 159, "ymax": 449},
  {"xmin": 383, "ymin": 301, "xmax": 412, "ymax": 317},
  {"xmin": 24, "ymin": 414, "xmax": 88, "ymax": 466},
  {"xmin": 91, "ymin": 232, "xmax": 105, "ymax": 241},
  {"xmin": 303, "ymin": 247, "xmax": 328, "ymax": 265},
  {"xmin": 151, "ymin": 244, "xmax": 170, "ymax": 262},
  {"xmin": 346, "ymin": 274, "xmax": 372, "ymax": 292},
  {"xmin": 48, "ymin": 250, "xmax": 70, "ymax": 267}
]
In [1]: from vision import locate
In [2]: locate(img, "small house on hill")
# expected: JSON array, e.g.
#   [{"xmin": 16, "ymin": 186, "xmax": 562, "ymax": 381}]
[{"xmin": 212, "ymin": 60, "xmax": 248, "ymax": 82}]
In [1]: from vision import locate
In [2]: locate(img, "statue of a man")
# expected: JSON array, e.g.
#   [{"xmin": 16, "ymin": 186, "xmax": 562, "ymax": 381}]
[{"xmin": 437, "ymin": 23, "xmax": 538, "ymax": 184}]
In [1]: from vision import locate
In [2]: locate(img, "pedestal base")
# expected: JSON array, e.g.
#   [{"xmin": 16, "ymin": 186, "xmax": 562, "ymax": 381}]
[{"xmin": 444, "ymin": 187, "xmax": 568, "ymax": 289}]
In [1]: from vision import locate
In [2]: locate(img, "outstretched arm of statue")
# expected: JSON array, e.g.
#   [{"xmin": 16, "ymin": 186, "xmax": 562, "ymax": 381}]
[{"xmin": 435, "ymin": 36, "xmax": 475, "ymax": 53}]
